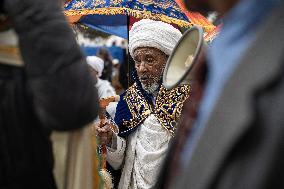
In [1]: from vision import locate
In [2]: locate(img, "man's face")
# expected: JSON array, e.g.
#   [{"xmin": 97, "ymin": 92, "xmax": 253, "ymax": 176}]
[{"xmin": 133, "ymin": 47, "xmax": 168, "ymax": 94}]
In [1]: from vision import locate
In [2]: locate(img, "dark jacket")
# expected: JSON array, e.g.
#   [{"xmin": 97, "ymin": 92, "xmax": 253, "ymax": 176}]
[{"xmin": 0, "ymin": 0, "xmax": 99, "ymax": 188}]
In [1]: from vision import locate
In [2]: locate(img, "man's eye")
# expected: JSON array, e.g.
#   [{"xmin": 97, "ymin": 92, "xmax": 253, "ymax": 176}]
[
  {"xmin": 134, "ymin": 59, "xmax": 141, "ymax": 63},
  {"xmin": 135, "ymin": 61, "xmax": 141, "ymax": 66}
]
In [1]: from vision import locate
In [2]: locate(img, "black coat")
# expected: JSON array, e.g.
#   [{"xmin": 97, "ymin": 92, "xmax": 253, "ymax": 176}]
[{"xmin": 0, "ymin": 0, "xmax": 99, "ymax": 188}]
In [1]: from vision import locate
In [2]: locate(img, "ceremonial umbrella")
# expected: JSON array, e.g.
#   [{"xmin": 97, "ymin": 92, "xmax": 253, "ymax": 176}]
[
  {"xmin": 174, "ymin": 0, "xmax": 216, "ymax": 33},
  {"xmin": 64, "ymin": 0, "xmax": 213, "ymax": 38}
]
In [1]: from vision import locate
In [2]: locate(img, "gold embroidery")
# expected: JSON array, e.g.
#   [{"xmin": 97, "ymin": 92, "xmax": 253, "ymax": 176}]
[
  {"xmin": 92, "ymin": 0, "xmax": 107, "ymax": 7},
  {"xmin": 155, "ymin": 85, "xmax": 190, "ymax": 136},
  {"xmin": 123, "ymin": 83, "xmax": 152, "ymax": 128},
  {"xmin": 64, "ymin": 8, "xmax": 192, "ymax": 28},
  {"xmin": 122, "ymin": 83, "xmax": 190, "ymax": 135},
  {"xmin": 109, "ymin": 0, "xmax": 124, "ymax": 5}
]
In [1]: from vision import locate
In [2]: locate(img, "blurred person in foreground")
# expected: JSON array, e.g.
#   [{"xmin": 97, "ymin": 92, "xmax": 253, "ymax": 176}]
[
  {"xmin": 0, "ymin": 0, "xmax": 99, "ymax": 188},
  {"xmin": 157, "ymin": 0, "xmax": 284, "ymax": 188},
  {"xmin": 95, "ymin": 19, "xmax": 190, "ymax": 189}
]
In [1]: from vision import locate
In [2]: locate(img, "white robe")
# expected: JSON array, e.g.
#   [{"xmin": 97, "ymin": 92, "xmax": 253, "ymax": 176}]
[
  {"xmin": 96, "ymin": 78, "xmax": 116, "ymax": 99},
  {"xmin": 96, "ymin": 78, "xmax": 116, "ymax": 118},
  {"xmin": 107, "ymin": 114, "xmax": 172, "ymax": 189}
]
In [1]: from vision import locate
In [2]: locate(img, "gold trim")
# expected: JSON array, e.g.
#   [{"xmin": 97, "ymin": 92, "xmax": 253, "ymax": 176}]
[
  {"xmin": 123, "ymin": 83, "xmax": 152, "ymax": 128},
  {"xmin": 155, "ymin": 85, "xmax": 190, "ymax": 136},
  {"xmin": 122, "ymin": 83, "xmax": 190, "ymax": 136},
  {"xmin": 0, "ymin": 45, "xmax": 19, "ymax": 55},
  {"xmin": 0, "ymin": 45, "xmax": 23, "ymax": 67},
  {"xmin": 64, "ymin": 7, "xmax": 193, "ymax": 27}
]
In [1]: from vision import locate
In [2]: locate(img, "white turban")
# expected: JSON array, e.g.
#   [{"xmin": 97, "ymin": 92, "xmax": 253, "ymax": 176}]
[
  {"xmin": 86, "ymin": 56, "xmax": 104, "ymax": 77},
  {"xmin": 129, "ymin": 19, "xmax": 182, "ymax": 58}
]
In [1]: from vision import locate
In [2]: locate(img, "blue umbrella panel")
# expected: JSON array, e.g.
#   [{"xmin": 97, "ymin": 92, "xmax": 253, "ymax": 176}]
[{"xmin": 80, "ymin": 14, "xmax": 128, "ymax": 38}]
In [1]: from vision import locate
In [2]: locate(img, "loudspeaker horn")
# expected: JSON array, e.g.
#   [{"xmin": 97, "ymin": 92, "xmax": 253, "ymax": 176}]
[{"xmin": 163, "ymin": 26, "xmax": 205, "ymax": 89}]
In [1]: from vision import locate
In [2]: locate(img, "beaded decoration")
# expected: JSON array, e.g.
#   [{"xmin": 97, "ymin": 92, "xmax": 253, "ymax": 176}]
[
  {"xmin": 155, "ymin": 85, "xmax": 190, "ymax": 135},
  {"xmin": 123, "ymin": 83, "xmax": 152, "ymax": 128},
  {"xmin": 117, "ymin": 82, "xmax": 190, "ymax": 136}
]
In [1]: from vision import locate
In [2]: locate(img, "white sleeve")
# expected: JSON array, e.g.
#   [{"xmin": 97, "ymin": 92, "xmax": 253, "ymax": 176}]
[
  {"xmin": 106, "ymin": 101, "xmax": 118, "ymax": 119},
  {"xmin": 100, "ymin": 81, "xmax": 116, "ymax": 99},
  {"xmin": 106, "ymin": 135, "xmax": 126, "ymax": 170}
]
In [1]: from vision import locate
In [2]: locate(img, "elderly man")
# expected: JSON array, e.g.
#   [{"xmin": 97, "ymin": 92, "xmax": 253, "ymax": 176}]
[{"xmin": 95, "ymin": 19, "xmax": 190, "ymax": 189}]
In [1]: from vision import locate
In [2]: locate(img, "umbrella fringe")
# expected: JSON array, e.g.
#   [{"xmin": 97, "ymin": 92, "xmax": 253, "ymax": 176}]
[{"xmin": 64, "ymin": 8, "xmax": 196, "ymax": 28}]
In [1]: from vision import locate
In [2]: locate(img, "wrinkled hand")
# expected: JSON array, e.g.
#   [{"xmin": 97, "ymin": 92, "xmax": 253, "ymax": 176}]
[{"xmin": 94, "ymin": 120, "xmax": 114, "ymax": 146}]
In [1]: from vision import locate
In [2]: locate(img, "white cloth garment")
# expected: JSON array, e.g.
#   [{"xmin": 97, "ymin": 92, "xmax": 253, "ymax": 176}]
[
  {"xmin": 107, "ymin": 114, "xmax": 172, "ymax": 189},
  {"xmin": 95, "ymin": 78, "xmax": 116, "ymax": 118},
  {"xmin": 96, "ymin": 78, "xmax": 116, "ymax": 99},
  {"xmin": 106, "ymin": 19, "xmax": 181, "ymax": 189},
  {"xmin": 128, "ymin": 19, "xmax": 182, "ymax": 57},
  {"xmin": 86, "ymin": 56, "xmax": 104, "ymax": 77}
]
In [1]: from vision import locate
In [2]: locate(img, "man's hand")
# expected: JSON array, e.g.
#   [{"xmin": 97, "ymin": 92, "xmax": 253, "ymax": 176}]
[{"xmin": 94, "ymin": 121, "xmax": 114, "ymax": 146}]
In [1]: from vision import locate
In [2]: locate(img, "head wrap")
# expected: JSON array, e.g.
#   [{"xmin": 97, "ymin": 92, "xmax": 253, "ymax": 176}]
[
  {"xmin": 86, "ymin": 56, "xmax": 104, "ymax": 77},
  {"xmin": 129, "ymin": 19, "xmax": 182, "ymax": 58},
  {"xmin": 112, "ymin": 59, "xmax": 119, "ymax": 65}
]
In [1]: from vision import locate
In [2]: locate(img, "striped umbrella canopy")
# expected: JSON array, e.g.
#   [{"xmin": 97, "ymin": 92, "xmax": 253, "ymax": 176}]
[
  {"xmin": 64, "ymin": 0, "xmax": 215, "ymax": 39},
  {"xmin": 65, "ymin": 0, "xmax": 192, "ymax": 29},
  {"xmin": 65, "ymin": 1, "xmax": 216, "ymax": 37}
]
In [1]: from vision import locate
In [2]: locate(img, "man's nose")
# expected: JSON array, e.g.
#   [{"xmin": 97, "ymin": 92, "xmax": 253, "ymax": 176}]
[{"xmin": 137, "ymin": 62, "xmax": 147, "ymax": 73}]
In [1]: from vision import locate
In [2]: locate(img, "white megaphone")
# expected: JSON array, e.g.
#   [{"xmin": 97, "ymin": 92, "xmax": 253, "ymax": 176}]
[{"xmin": 163, "ymin": 26, "xmax": 206, "ymax": 89}]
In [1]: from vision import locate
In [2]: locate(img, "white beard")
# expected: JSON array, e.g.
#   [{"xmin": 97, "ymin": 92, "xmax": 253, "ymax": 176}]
[{"xmin": 141, "ymin": 82, "xmax": 159, "ymax": 95}]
